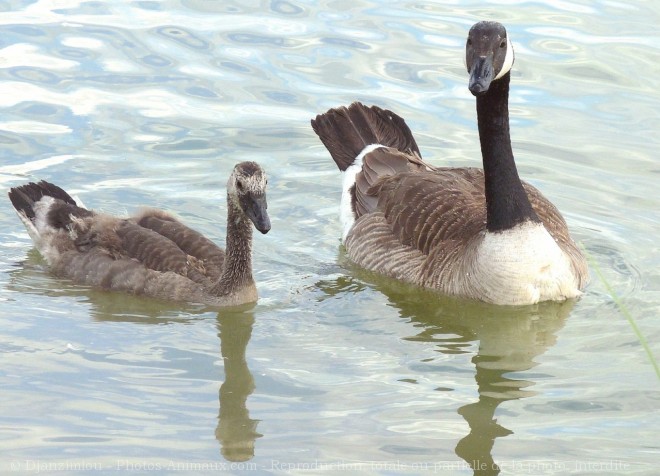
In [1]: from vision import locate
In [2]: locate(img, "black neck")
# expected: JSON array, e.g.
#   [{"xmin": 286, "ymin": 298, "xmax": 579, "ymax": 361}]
[
  {"xmin": 476, "ymin": 73, "xmax": 540, "ymax": 232},
  {"xmin": 211, "ymin": 197, "xmax": 254, "ymax": 296}
]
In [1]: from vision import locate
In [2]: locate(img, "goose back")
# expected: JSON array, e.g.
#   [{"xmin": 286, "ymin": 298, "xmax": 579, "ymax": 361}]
[
  {"xmin": 134, "ymin": 208, "xmax": 225, "ymax": 281},
  {"xmin": 347, "ymin": 160, "xmax": 587, "ymax": 292}
]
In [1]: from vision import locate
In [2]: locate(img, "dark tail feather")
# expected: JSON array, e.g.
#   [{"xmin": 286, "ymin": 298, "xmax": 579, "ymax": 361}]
[
  {"xmin": 311, "ymin": 102, "xmax": 421, "ymax": 171},
  {"xmin": 8, "ymin": 180, "xmax": 79, "ymax": 222}
]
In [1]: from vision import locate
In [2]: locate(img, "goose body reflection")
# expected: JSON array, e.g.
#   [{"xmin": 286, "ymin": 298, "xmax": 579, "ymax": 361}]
[{"xmin": 317, "ymin": 268, "xmax": 574, "ymax": 476}]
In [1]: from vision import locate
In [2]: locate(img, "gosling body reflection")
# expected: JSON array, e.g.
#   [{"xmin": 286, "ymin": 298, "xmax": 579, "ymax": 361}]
[
  {"xmin": 216, "ymin": 313, "xmax": 262, "ymax": 462},
  {"xmin": 8, "ymin": 256, "xmax": 263, "ymax": 463}
]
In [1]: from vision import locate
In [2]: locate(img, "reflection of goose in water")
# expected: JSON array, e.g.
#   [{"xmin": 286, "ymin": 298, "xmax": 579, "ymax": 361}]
[
  {"xmin": 215, "ymin": 313, "xmax": 262, "ymax": 462},
  {"xmin": 6, "ymin": 257, "xmax": 262, "ymax": 462},
  {"xmin": 316, "ymin": 271, "xmax": 574, "ymax": 476}
]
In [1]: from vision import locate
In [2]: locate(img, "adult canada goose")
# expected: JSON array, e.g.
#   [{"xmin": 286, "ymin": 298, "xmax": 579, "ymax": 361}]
[
  {"xmin": 311, "ymin": 21, "xmax": 588, "ymax": 305},
  {"xmin": 8, "ymin": 161, "xmax": 271, "ymax": 307}
]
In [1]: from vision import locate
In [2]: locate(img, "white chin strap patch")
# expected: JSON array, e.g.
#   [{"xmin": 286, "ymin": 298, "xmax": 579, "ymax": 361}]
[{"xmin": 494, "ymin": 36, "xmax": 514, "ymax": 80}]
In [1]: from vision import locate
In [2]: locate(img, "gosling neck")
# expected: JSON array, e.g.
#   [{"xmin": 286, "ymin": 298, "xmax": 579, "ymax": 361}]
[
  {"xmin": 212, "ymin": 196, "xmax": 254, "ymax": 296},
  {"xmin": 476, "ymin": 72, "xmax": 540, "ymax": 232}
]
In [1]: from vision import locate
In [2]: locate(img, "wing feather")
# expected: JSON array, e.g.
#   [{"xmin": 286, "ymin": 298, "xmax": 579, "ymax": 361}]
[
  {"xmin": 134, "ymin": 210, "xmax": 225, "ymax": 280},
  {"xmin": 353, "ymin": 147, "xmax": 432, "ymax": 219},
  {"xmin": 72, "ymin": 217, "xmax": 211, "ymax": 286}
]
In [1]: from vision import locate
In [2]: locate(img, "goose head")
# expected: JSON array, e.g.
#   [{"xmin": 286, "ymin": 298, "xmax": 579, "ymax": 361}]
[
  {"xmin": 466, "ymin": 21, "xmax": 514, "ymax": 96},
  {"xmin": 228, "ymin": 161, "xmax": 271, "ymax": 234}
]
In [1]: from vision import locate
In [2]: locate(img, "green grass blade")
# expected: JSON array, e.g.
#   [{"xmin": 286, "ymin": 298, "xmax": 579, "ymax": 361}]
[{"xmin": 583, "ymin": 246, "xmax": 659, "ymax": 381}]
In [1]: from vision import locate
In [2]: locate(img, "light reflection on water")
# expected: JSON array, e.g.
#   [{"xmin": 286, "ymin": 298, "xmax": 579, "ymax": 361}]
[{"xmin": 1, "ymin": 0, "xmax": 658, "ymax": 474}]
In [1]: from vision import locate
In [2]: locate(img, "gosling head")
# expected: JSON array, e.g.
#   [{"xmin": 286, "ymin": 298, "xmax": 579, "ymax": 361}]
[
  {"xmin": 228, "ymin": 161, "xmax": 271, "ymax": 234},
  {"xmin": 466, "ymin": 21, "xmax": 514, "ymax": 96}
]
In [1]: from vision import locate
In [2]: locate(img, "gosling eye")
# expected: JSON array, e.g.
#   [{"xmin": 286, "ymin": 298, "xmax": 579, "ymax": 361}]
[
  {"xmin": 467, "ymin": 38, "xmax": 472, "ymax": 46},
  {"xmin": 236, "ymin": 179, "xmax": 245, "ymax": 191},
  {"xmin": 500, "ymin": 39, "xmax": 507, "ymax": 48}
]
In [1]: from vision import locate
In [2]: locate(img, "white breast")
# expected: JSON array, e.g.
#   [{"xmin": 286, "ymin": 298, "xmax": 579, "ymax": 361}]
[{"xmin": 463, "ymin": 221, "xmax": 581, "ymax": 305}]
